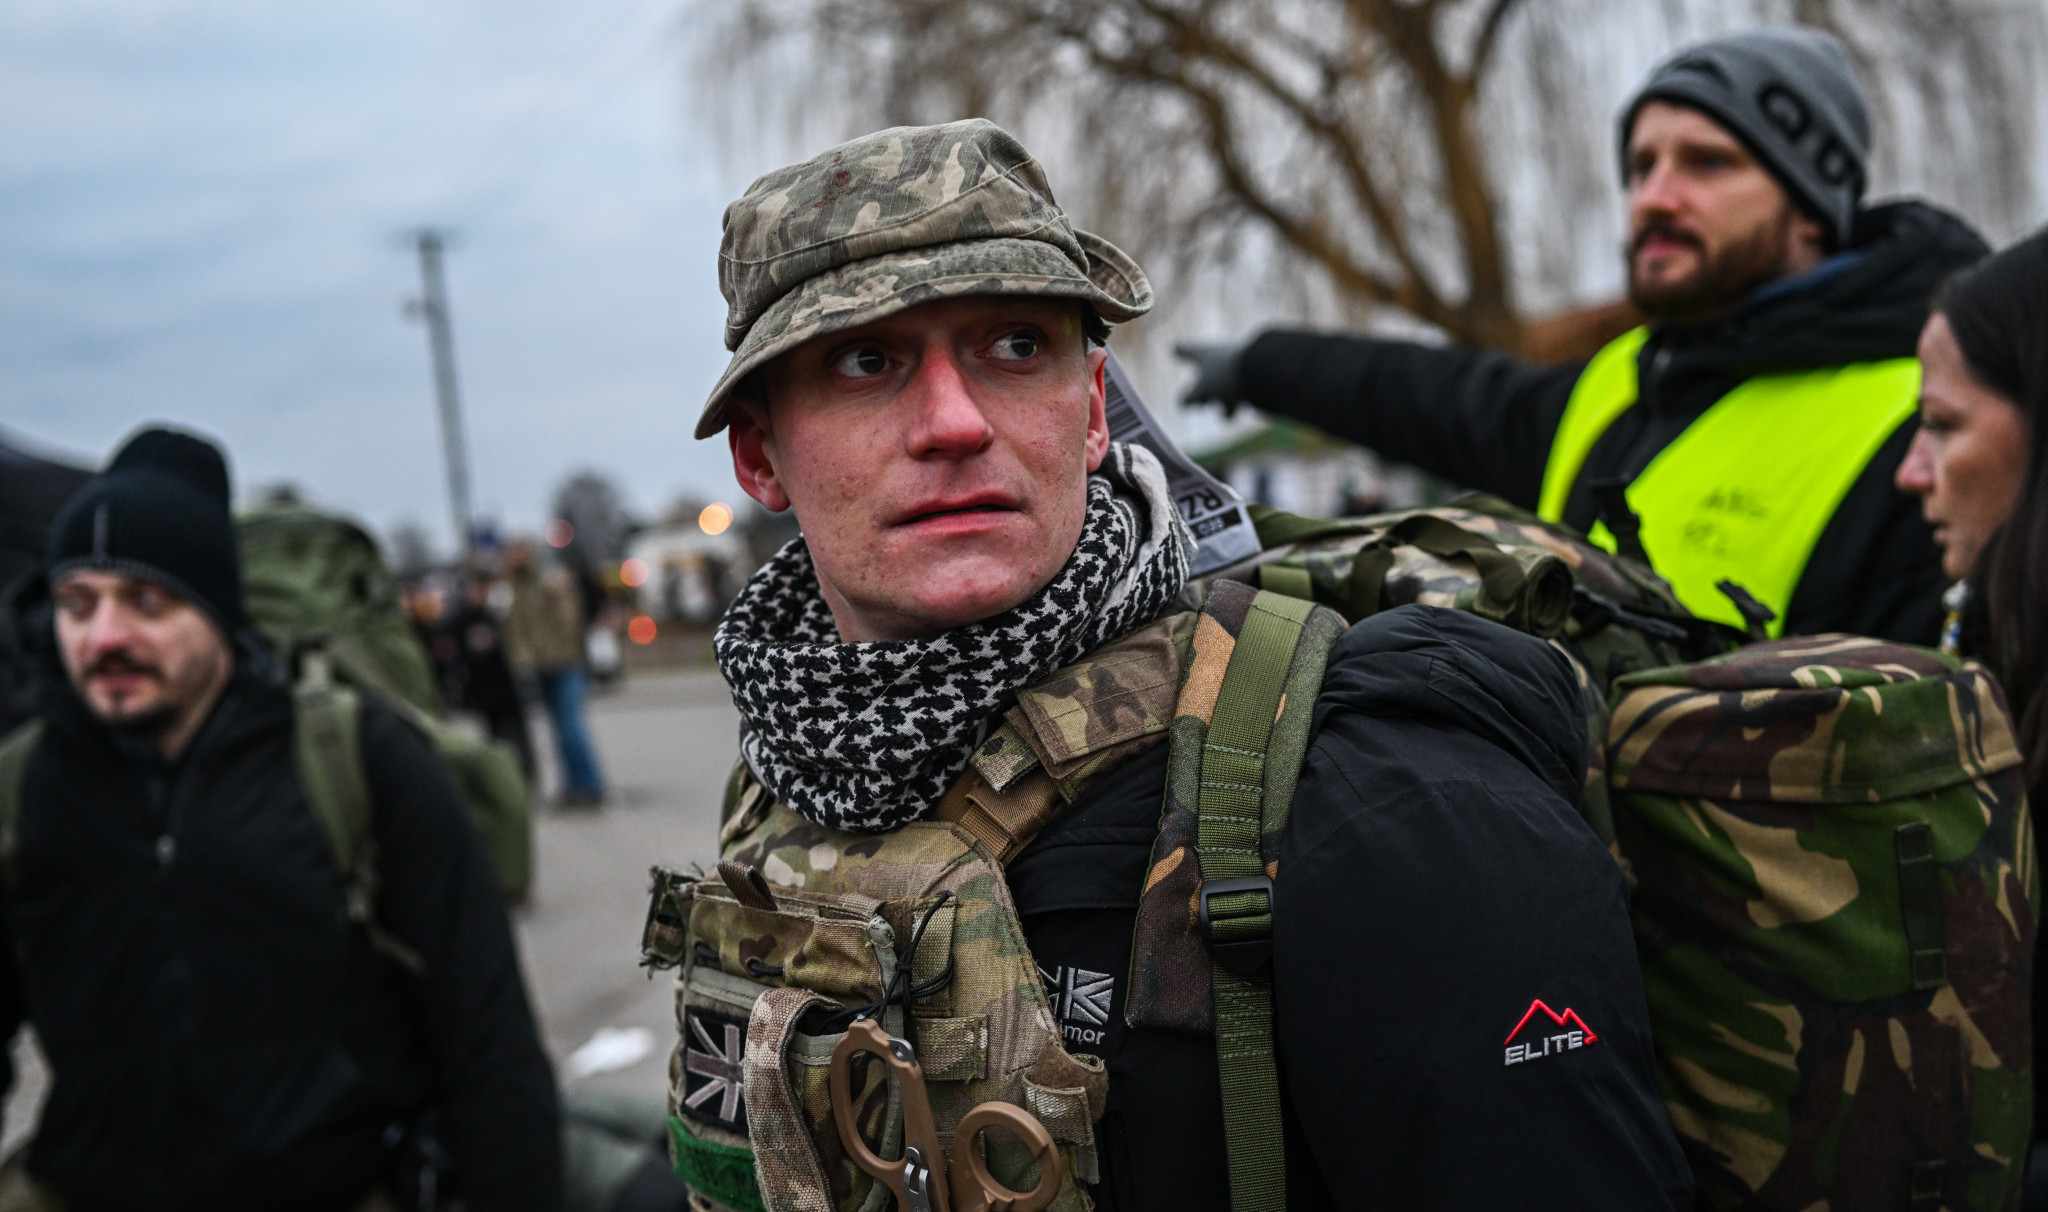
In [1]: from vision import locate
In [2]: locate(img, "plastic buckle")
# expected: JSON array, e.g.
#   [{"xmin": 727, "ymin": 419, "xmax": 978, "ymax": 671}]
[{"xmin": 1198, "ymin": 875, "xmax": 1275, "ymax": 976}]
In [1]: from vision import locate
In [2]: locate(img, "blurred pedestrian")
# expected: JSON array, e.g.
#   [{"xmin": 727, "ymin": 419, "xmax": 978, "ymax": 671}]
[
  {"xmin": 1892, "ymin": 226, "xmax": 2048, "ymax": 1202},
  {"xmin": 0, "ymin": 428, "xmax": 561, "ymax": 1211},
  {"xmin": 503, "ymin": 541, "xmax": 605, "ymax": 806},
  {"xmin": 1181, "ymin": 26, "xmax": 1987, "ymax": 644},
  {"xmin": 0, "ymin": 440, "xmax": 89, "ymax": 735},
  {"xmin": 450, "ymin": 575, "xmax": 538, "ymax": 783}
]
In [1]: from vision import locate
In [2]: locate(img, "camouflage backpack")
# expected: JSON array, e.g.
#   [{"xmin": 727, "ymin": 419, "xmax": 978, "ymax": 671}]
[
  {"xmin": 1232, "ymin": 493, "xmax": 1735, "ymax": 845},
  {"xmin": 1607, "ymin": 636, "xmax": 2035, "ymax": 1211},
  {"xmin": 1247, "ymin": 499, "xmax": 2038, "ymax": 1208},
  {"xmin": 239, "ymin": 505, "xmax": 533, "ymax": 900}
]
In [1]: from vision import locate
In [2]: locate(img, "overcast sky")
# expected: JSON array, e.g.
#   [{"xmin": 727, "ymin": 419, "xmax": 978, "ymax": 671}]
[
  {"xmin": 2, "ymin": 0, "xmax": 763, "ymax": 554},
  {"xmin": 9, "ymin": 1, "xmax": 2041, "ymax": 559}
]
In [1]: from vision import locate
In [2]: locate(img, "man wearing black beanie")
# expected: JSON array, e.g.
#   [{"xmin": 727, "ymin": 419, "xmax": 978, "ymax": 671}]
[
  {"xmin": 0, "ymin": 427, "xmax": 562, "ymax": 1211},
  {"xmin": 1181, "ymin": 26, "xmax": 1987, "ymax": 648}
]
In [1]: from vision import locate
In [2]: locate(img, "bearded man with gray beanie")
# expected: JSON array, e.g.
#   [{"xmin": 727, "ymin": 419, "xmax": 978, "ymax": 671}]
[
  {"xmin": 1182, "ymin": 25, "xmax": 1987, "ymax": 646},
  {"xmin": 0, "ymin": 427, "xmax": 561, "ymax": 1211}
]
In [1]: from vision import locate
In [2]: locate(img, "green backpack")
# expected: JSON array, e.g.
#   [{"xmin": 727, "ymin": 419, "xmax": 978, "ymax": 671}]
[
  {"xmin": 238, "ymin": 505, "xmax": 532, "ymax": 900},
  {"xmin": 1607, "ymin": 637, "xmax": 2033, "ymax": 1211}
]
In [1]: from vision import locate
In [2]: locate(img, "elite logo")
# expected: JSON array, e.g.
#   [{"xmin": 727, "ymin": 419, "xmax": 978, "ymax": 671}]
[
  {"xmin": 1504, "ymin": 998, "xmax": 1598, "ymax": 1067},
  {"xmin": 679, "ymin": 1005, "xmax": 748, "ymax": 1132},
  {"xmin": 1039, "ymin": 964, "xmax": 1115, "ymax": 1046}
]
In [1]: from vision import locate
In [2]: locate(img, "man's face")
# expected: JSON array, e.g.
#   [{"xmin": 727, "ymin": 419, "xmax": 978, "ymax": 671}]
[
  {"xmin": 1623, "ymin": 102, "xmax": 1827, "ymax": 324},
  {"xmin": 728, "ymin": 296, "xmax": 1110, "ymax": 641},
  {"xmin": 54, "ymin": 569, "xmax": 232, "ymax": 743}
]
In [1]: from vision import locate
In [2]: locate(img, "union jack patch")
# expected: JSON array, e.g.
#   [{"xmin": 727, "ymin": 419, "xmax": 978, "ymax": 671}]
[{"xmin": 678, "ymin": 1004, "xmax": 749, "ymax": 1133}]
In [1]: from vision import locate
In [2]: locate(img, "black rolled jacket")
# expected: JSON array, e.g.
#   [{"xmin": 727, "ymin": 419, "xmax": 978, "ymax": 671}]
[
  {"xmin": 1235, "ymin": 200, "xmax": 1988, "ymax": 644},
  {"xmin": 0, "ymin": 619, "xmax": 560, "ymax": 1212},
  {"xmin": 1011, "ymin": 605, "xmax": 1694, "ymax": 1210}
]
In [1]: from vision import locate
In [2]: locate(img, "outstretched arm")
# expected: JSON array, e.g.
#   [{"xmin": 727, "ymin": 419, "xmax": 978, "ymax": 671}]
[{"xmin": 1230, "ymin": 331, "xmax": 1585, "ymax": 508}]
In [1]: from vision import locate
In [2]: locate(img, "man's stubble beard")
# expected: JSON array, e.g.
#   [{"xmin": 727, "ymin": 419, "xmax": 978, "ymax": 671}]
[
  {"xmin": 1627, "ymin": 204, "xmax": 1803, "ymax": 327},
  {"xmin": 77, "ymin": 653, "xmax": 188, "ymax": 743}
]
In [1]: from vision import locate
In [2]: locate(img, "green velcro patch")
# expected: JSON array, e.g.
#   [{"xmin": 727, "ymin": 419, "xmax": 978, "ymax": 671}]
[{"xmin": 669, "ymin": 1116, "xmax": 765, "ymax": 1212}]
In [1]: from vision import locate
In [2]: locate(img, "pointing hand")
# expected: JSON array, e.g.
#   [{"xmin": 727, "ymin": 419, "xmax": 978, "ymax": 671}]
[{"xmin": 1173, "ymin": 342, "xmax": 1249, "ymax": 415}]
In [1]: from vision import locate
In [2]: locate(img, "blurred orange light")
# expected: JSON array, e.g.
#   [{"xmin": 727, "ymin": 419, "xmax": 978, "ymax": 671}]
[
  {"xmin": 699, "ymin": 502, "xmax": 733, "ymax": 536},
  {"xmin": 545, "ymin": 519, "xmax": 574, "ymax": 548},
  {"xmin": 619, "ymin": 557, "xmax": 649, "ymax": 587},
  {"xmin": 627, "ymin": 615, "xmax": 658, "ymax": 645}
]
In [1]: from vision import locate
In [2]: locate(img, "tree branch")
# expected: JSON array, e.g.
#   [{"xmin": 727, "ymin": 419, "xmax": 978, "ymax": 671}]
[{"xmin": 1471, "ymin": 0, "xmax": 1528, "ymax": 80}]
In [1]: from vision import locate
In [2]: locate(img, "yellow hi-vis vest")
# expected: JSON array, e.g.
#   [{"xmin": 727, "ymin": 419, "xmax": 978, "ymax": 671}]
[{"xmin": 1535, "ymin": 326, "xmax": 1919, "ymax": 635}]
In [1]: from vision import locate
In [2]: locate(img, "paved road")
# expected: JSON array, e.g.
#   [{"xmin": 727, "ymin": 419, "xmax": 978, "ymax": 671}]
[
  {"xmin": 1, "ymin": 668, "xmax": 738, "ymax": 1154},
  {"xmin": 521, "ymin": 669, "xmax": 736, "ymax": 1105}
]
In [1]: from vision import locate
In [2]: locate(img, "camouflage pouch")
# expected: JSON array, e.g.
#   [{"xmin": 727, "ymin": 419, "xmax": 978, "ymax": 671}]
[
  {"xmin": 645, "ymin": 614, "xmax": 1192, "ymax": 1212},
  {"xmin": 1609, "ymin": 635, "xmax": 2036, "ymax": 1212},
  {"xmin": 1236, "ymin": 503, "xmax": 1577, "ymax": 639}
]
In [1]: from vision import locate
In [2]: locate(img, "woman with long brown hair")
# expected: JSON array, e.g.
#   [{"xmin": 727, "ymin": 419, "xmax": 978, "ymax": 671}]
[
  {"xmin": 1896, "ymin": 226, "xmax": 2048, "ymax": 1197},
  {"xmin": 1897, "ymin": 226, "xmax": 2048, "ymax": 790}
]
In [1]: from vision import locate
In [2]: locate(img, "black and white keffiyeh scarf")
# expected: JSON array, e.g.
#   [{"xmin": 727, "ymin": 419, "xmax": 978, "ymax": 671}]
[{"xmin": 715, "ymin": 442, "xmax": 1192, "ymax": 833}]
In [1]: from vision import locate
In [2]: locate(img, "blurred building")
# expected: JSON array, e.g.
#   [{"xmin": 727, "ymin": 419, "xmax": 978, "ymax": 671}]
[{"xmin": 624, "ymin": 520, "xmax": 749, "ymax": 626}]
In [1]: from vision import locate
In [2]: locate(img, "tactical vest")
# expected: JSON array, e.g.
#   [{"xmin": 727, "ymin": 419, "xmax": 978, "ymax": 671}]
[
  {"xmin": 1535, "ymin": 327, "xmax": 1920, "ymax": 635},
  {"xmin": 645, "ymin": 582, "xmax": 1345, "ymax": 1212}
]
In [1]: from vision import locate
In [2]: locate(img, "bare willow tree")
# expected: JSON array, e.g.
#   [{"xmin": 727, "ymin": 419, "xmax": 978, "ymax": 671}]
[{"xmin": 702, "ymin": 0, "xmax": 2040, "ymax": 358}]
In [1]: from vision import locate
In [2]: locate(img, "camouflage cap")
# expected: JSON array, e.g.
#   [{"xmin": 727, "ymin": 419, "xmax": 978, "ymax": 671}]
[{"xmin": 696, "ymin": 118, "xmax": 1153, "ymax": 439}]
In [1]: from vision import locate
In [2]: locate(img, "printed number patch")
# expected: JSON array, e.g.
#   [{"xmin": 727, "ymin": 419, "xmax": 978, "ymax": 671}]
[
  {"xmin": 1503, "ymin": 998, "xmax": 1598, "ymax": 1067},
  {"xmin": 679, "ymin": 1004, "xmax": 749, "ymax": 1133}
]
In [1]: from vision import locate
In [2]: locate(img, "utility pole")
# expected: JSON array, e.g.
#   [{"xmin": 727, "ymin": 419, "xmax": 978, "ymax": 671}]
[{"xmin": 405, "ymin": 228, "xmax": 474, "ymax": 552}]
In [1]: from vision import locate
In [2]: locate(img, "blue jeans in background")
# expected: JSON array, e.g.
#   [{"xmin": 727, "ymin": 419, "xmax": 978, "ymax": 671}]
[{"xmin": 538, "ymin": 669, "xmax": 606, "ymax": 802}]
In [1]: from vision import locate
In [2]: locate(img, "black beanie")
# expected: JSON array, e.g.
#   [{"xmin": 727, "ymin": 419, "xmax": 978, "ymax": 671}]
[
  {"xmin": 1620, "ymin": 27, "xmax": 1871, "ymax": 248},
  {"xmin": 47, "ymin": 427, "xmax": 246, "ymax": 637}
]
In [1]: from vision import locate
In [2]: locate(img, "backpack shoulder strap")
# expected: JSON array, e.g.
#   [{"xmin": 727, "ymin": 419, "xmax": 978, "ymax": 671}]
[
  {"xmin": 1192, "ymin": 585, "xmax": 1341, "ymax": 1212},
  {"xmin": 291, "ymin": 654, "xmax": 424, "ymax": 974},
  {"xmin": 0, "ymin": 720, "xmax": 46, "ymax": 892}
]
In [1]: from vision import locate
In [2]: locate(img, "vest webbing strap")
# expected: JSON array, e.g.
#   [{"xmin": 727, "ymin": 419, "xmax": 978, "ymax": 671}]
[
  {"xmin": 1198, "ymin": 591, "xmax": 1313, "ymax": 1212},
  {"xmin": 0, "ymin": 721, "xmax": 44, "ymax": 890}
]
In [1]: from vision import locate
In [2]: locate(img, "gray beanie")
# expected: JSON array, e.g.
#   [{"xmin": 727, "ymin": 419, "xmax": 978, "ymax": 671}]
[{"xmin": 1620, "ymin": 27, "xmax": 1871, "ymax": 247}]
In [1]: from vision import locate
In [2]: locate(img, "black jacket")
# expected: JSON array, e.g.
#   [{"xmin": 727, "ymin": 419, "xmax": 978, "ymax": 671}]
[
  {"xmin": 1011, "ymin": 605, "xmax": 1693, "ymax": 1210},
  {"xmin": 0, "ymin": 621, "xmax": 561, "ymax": 1211},
  {"xmin": 1237, "ymin": 201, "xmax": 1989, "ymax": 644}
]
